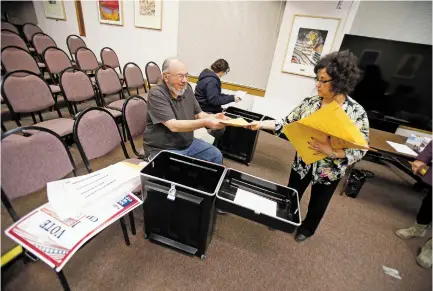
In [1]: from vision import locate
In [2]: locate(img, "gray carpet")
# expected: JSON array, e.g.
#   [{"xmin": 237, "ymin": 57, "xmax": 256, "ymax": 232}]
[{"xmin": 1, "ymin": 113, "xmax": 432, "ymax": 290}]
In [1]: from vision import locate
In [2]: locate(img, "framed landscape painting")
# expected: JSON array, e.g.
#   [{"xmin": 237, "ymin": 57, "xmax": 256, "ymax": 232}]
[
  {"xmin": 135, "ymin": 0, "xmax": 163, "ymax": 30},
  {"xmin": 98, "ymin": 0, "xmax": 123, "ymax": 26},
  {"xmin": 282, "ymin": 15, "xmax": 340, "ymax": 77}
]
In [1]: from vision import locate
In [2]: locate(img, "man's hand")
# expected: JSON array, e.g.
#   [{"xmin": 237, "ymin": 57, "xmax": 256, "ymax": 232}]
[
  {"xmin": 411, "ymin": 160, "xmax": 426, "ymax": 174},
  {"xmin": 308, "ymin": 137, "xmax": 333, "ymax": 156},
  {"xmin": 205, "ymin": 118, "xmax": 226, "ymax": 130},
  {"xmin": 214, "ymin": 113, "xmax": 231, "ymax": 121}
]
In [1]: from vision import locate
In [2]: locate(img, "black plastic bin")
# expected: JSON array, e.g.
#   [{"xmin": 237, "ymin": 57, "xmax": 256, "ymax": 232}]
[
  {"xmin": 216, "ymin": 169, "xmax": 301, "ymax": 233},
  {"xmin": 140, "ymin": 151, "xmax": 226, "ymax": 259},
  {"xmin": 218, "ymin": 107, "xmax": 264, "ymax": 165}
]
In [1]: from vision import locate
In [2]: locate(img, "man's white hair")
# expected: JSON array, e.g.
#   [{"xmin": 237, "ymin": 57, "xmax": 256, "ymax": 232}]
[{"xmin": 162, "ymin": 57, "xmax": 183, "ymax": 72}]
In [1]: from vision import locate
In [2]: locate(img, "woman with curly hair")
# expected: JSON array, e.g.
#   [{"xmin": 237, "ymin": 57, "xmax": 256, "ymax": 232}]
[{"xmin": 248, "ymin": 50, "xmax": 370, "ymax": 242}]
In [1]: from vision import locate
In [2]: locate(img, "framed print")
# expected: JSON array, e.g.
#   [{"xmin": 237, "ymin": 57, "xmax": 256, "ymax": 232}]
[
  {"xmin": 97, "ymin": 0, "xmax": 123, "ymax": 26},
  {"xmin": 43, "ymin": 0, "xmax": 66, "ymax": 20},
  {"xmin": 134, "ymin": 0, "xmax": 163, "ymax": 30},
  {"xmin": 282, "ymin": 15, "xmax": 341, "ymax": 77}
]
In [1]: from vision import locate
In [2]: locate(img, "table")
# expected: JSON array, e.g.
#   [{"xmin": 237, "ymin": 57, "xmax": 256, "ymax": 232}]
[{"xmin": 368, "ymin": 128, "xmax": 423, "ymax": 184}]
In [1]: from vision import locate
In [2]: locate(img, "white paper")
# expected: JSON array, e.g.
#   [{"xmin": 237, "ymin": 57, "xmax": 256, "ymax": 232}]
[
  {"xmin": 386, "ymin": 141, "xmax": 418, "ymax": 156},
  {"xmin": 235, "ymin": 90, "xmax": 247, "ymax": 99},
  {"xmin": 382, "ymin": 265, "xmax": 402, "ymax": 279},
  {"xmin": 234, "ymin": 188, "xmax": 277, "ymax": 217},
  {"xmin": 47, "ymin": 162, "xmax": 141, "ymax": 220}
]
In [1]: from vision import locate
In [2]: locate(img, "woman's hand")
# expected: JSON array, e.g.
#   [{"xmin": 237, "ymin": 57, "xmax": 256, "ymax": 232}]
[
  {"xmin": 411, "ymin": 160, "xmax": 426, "ymax": 174},
  {"xmin": 246, "ymin": 121, "xmax": 262, "ymax": 131},
  {"xmin": 308, "ymin": 137, "xmax": 333, "ymax": 156}
]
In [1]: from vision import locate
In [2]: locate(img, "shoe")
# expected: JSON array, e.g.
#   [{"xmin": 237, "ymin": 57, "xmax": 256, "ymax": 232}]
[
  {"xmin": 295, "ymin": 232, "xmax": 309, "ymax": 242},
  {"xmin": 416, "ymin": 239, "xmax": 432, "ymax": 268},
  {"xmin": 395, "ymin": 223, "xmax": 429, "ymax": 239},
  {"xmin": 217, "ymin": 209, "xmax": 227, "ymax": 215}
]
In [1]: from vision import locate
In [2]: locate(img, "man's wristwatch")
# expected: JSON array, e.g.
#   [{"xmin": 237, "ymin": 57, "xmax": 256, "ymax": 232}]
[{"xmin": 329, "ymin": 151, "xmax": 337, "ymax": 159}]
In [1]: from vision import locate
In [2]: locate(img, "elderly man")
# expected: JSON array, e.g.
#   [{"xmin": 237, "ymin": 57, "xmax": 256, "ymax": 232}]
[{"xmin": 143, "ymin": 57, "xmax": 226, "ymax": 164}]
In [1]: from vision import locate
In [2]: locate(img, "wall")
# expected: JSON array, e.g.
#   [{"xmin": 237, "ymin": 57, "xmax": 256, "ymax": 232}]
[
  {"xmin": 177, "ymin": 1, "xmax": 285, "ymax": 89},
  {"xmin": 350, "ymin": 1, "xmax": 432, "ymax": 45},
  {"xmin": 253, "ymin": 1, "xmax": 359, "ymax": 118},
  {"xmin": 32, "ymin": 0, "xmax": 180, "ymax": 71}
]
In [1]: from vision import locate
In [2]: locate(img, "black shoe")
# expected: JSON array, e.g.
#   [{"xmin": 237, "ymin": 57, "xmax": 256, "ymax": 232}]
[
  {"xmin": 295, "ymin": 232, "xmax": 309, "ymax": 242},
  {"xmin": 217, "ymin": 209, "xmax": 227, "ymax": 215}
]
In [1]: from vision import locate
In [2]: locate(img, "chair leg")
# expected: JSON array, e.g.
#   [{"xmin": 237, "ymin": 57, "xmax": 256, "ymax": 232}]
[
  {"xmin": 119, "ymin": 217, "xmax": 130, "ymax": 246},
  {"xmin": 128, "ymin": 212, "xmax": 136, "ymax": 235},
  {"xmin": 56, "ymin": 270, "xmax": 71, "ymax": 291},
  {"xmin": 31, "ymin": 113, "xmax": 37, "ymax": 124},
  {"xmin": 38, "ymin": 112, "xmax": 43, "ymax": 122}
]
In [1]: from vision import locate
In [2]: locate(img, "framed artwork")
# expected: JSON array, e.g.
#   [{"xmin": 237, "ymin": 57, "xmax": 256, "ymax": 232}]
[
  {"xmin": 134, "ymin": 0, "xmax": 163, "ymax": 30},
  {"xmin": 394, "ymin": 54, "xmax": 423, "ymax": 79},
  {"xmin": 97, "ymin": 0, "xmax": 123, "ymax": 26},
  {"xmin": 282, "ymin": 15, "xmax": 341, "ymax": 77},
  {"xmin": 43, "ymin": 0, "xmax": 66, "ymax": 20}
]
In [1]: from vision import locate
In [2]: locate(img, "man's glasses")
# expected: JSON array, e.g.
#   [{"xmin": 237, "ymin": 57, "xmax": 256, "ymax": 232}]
[{"xmin": 168, "ymin": 73, "xmax": 189, "ymax": 81}]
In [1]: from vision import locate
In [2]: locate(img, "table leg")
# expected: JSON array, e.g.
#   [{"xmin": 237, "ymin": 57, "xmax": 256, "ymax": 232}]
[
  {"xmin": 119, "ymin": 217, "xmax": 130, "ymax": 246},
  {"xmin": 56, "ymin": 270, "xmax": 71, "ymax": 291}
]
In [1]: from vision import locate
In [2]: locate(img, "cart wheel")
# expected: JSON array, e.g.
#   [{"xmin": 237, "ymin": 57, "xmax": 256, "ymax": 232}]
[
  {"xmin": 200, "ymin": 254, "xmax": 206, "ymax": 260},
  {"xmin": 144, "ymin": 234, "xmax": 148, "ymax": 240},
  {"xmin": 246, "ymin": 163, "xmax": 250, "ymax": 166}
]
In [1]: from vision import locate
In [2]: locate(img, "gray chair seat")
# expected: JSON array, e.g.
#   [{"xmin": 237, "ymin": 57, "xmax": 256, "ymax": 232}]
[
  {"xmin": 27, "ymin": 118, "xmax": 74, "ymax": 137},
  {"xmin": 49, "ymin": 84, "xmax": 61, "ymax": 93},
  {"xmin": 107, "ymin": 99, "xmax": 126, "ymax": 111}
]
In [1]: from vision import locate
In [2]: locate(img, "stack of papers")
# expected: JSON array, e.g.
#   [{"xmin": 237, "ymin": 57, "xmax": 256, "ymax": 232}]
[
  {"xmin": 282, "ymin": 101, "xmax": 370, "ymax": 164},
  {"xmin": 48, "ymin": 162, "xmax": 141, "ymax": 219}
]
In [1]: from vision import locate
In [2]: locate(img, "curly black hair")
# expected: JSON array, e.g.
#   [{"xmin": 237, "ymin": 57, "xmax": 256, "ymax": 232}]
[
  {"xmin": 211, "ymin": 59, "xmax": 230, "ymax": 74},
  {"xmin": 314, "ymin": 50, "xmax": 360, "ymax": 95}
]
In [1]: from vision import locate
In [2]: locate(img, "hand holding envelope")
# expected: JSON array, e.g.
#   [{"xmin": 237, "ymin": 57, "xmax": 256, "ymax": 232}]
[{"xmin": 259, "ymin": 101, "xmax": 371, "ymax": 164}]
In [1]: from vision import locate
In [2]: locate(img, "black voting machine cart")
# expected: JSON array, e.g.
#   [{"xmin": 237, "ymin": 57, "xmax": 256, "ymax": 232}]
[{"xmin": 141, "ymin": 151, "xmax": 301, "ymax": 259}]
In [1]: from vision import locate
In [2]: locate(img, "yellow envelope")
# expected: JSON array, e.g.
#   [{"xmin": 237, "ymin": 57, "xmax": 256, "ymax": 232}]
[
  {"xmin": 220, "ymin": 118, "xmax": 249, "ymax": 127},
  {"xmin": 282, "ymin": 101, "xmax": 370, "ymax": 164}
]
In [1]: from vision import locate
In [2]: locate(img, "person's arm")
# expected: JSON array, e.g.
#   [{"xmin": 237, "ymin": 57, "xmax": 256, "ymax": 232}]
[
  {"xmin": 148, "ymin": 90, "xmax": 221, "ymax": 133},
  {"xmin": 412, "ymin": 141, "xmax": 432, "ymax": 173},
  {"xmin": 206, "ymin": 81, "xmax": 235, "ymax": 106},
  {"xmin": 163, "ymin": 119, "xmax": 208, "ymax": 133},
  {"xmin": 417, "ymin": 141, "xmax": 432, "ymax": 164},
  {"xmin": 247, "ymin": 97, "xmax": 309, "ymax": 131}
]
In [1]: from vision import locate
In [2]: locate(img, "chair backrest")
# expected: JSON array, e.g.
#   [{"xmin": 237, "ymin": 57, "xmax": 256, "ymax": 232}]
[
  {"xmin": 123, "ymin": 95, "xmax": 148, "ymax": 139},
  {"xmin": 1, "ymin": 30, "xmax": 28, "ymax": 51},
  {"xmin": 32, "ymin": 32, "xmax": 56, "ymax": 56},
  {"xmin": 123, "ymin": 62, "xmax": 145, "ymax": 90},
  {"xmin": 1, "ymin": 22, "xmax": 19, "ymax": 34},
  {"xmin": 76, "ymin": 47, "xmax": 99, "ymax": 71},
  {"xmin": 73, "ymin": 107, "xmax": 129, "ymax": 171},
  {"xmin": 145, "ymin": 61, "xmax": 162, "ymax": 87},
  {"xmin": 66, "ymin": 34, "xmax": 86, "ymax": 61},
  {"xmin": 100, "ymin": 47, "xmax": 120, "ymax": 70},
  {"xmin": 2, "ymin": 70, "xmax": 55, "ymax": 114},
  {"xmin": 60, "ymin": 67, "xmax": 97, "ymax": 103},
  {"xmin": 95, "ymin": 65, "xmax": 122, "ymax": 95},
  {"xmin": 1, "ymin": 46, "xmax": 40, "ymax": 75},
  {"xmin": 22, "ymin": 23, "xmax": 43, "ymax": 43},
  {"xmin": 43, "ymin": 46, "xmax": 73, "ymax": 75},
  {"xmin": 1, "ymin": 126, "xmax": 75, "ymax": 200}
]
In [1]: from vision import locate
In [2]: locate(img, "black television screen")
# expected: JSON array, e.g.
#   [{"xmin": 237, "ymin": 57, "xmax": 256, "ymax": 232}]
[{"xmin": 340, "ymin": 34, "xmax": 432, "ymax": 132}]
